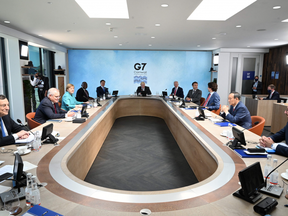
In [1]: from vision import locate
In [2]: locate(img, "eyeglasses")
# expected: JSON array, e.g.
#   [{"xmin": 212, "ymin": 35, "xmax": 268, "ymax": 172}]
[{"xmin": 54, "ymin": 96, "xmax": 61, "ymax": 99}]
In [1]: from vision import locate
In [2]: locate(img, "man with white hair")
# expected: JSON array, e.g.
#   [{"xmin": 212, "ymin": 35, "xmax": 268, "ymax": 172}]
[{"xmin": 34, "ymin": 88, "xmax": 74, "ymax": 124}]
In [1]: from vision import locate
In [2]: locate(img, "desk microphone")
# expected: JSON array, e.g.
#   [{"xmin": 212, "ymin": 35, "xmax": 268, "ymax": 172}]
[{"xmin": 17, "ymin": 119, "xmax": 34, "ymax": 135}]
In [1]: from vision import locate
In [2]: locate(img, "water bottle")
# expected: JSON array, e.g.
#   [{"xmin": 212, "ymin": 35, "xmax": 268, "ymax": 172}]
[
  {"xmin": 270, "ymin": 159, "xmax": 279, "ymax": 186},
  {"xmin": 30, "ymin": 176, "xmax": 41, "ymax": 206},
  {"xmin": 33, "ymin": 131, "xmax": 40, "ymax": 152},
  {"xmin": 195, "ymin": 107, "xmax": 200, "ymax": 117},
  {"xmin": 77, "ymin": 110, "xmax": 81, "ymax": 118},
  {"xmin": 264, "ymin": 154, "xmax": 272, "ymax": 186},
  {"xmin": 25, "ymin": 173, "xmax": 32, "ymax": 206},
  {"xmin": 227, "ymin": 123, "xmax": 234, "ymax": 141},
  {"xmin": 103, "ymin": 94, "xmax": 106, "ymax": 100}
]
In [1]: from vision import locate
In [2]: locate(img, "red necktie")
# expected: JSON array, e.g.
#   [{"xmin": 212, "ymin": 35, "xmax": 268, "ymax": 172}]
[
  {"xmin": 54, "ymin": 104, "xmax": 57, "ymax": 114},
  {"xmin": 174, "ymin": 88, "xmax": 177, "ymax": 95},
  {"xmin": 203, "ymin": 94, "xmax": 211, "ymax": 106}
]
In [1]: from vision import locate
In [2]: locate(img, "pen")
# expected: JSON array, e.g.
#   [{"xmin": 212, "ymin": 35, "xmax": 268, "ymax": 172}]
[{"xmin": 42, "ymin": 211, "xmax": 48, "ymax": 216}]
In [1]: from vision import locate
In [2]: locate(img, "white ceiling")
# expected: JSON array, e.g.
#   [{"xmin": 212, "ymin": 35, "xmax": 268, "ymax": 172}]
[{"xmin": 0, "ymin": 0, "xmax": 288, "ymax": 51}]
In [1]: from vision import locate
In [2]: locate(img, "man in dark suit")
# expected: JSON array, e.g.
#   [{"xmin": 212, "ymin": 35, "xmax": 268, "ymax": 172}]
[
  {"xmin": 96, "ymin": 80, "xmax": 109, "ymax": 98},
  {"xmin": 34, "ymin": 88, "xmax": 74, "ymax": 124},
  {"xmin": 0, "ymin": 95, "xmax": 29, "ymax": 146},
  {"xmin": 252, "ymin": 75, "xmax": 262, "ymax": 95},
  {"xmin": 136, "ymin": 82, "xmax": 151, "ymax": 96},
  {"xmin": 259, "ymin": 84, "xmax": 280, "ymax": 101},
  {"xmin": 76, "ymin": 82, "xmax": 94, "ymax": 102},
  {"xmin": 260, "ymin": 106, "xmax": 288, "ymax": 157},
  {"xmin": 170, "ymin": 81, "xmax": 184, "ymax": 98},
  {"xmin": 203, "ymin": 82, "xmax": 220, "ymax": 111},
  {"xmin": 220, "ymin": 92, "xmax": 252, "ymax": 129},
  {"xmin": 185, "ymin": 81, "xmax": 202, "ymax": 105}
]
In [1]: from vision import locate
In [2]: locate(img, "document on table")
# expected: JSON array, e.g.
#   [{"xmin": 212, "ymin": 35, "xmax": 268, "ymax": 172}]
[{"xmin": 15, "ymin": 134, "xmax": 34, "ymax": 144}]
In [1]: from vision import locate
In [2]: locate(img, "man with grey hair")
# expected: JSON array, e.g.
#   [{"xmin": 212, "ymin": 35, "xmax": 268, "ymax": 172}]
[
  {"xmin": 34, "ymin": 88, "xmax": 74, "ymax": 124},
  {"xmin": 220, "ymin": 92, "xmax": 252, "ymax": 129}
]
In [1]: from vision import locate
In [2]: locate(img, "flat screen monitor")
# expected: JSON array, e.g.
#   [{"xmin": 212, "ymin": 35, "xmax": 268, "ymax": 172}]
[
  {"xmin": 199, "ymin": 108, "xmax": 205, "ymax": 118},
  {"xmin": 41, "ymin": 123, "xmax": 58, "ymax": 144},
  {"xmin": 162, "ymin": 91, "xmax": 167, "ymax": 97},
  {"xmin": 13, "ymin": 153, "xmax": 24, "ymax": 189},
  {"xmin": 229, "ymin": 127, "xmax": 246, "ymax": 149},
  {"xmin": 81, "ymin": 103, "xmax": 87, "ymax": 115},
  {"xmin": 112, "ymin": 90, "xmax": 118, "ymax": 97},
  {"xmin": 233, "ymin": 162, "xmax": 264, "ymax": 203}
]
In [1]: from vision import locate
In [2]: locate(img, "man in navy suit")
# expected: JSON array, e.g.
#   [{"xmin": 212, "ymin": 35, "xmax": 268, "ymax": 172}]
[
  {"xmin": 34, "ymin": 88, "xmax": 74, "ymax": 124},
  {"xmin": 220, "ymin": 92, "xmax": 252, "ymax": 129},
  {"xmin": 260, "ymin": 106, "xmax": 288, "ymax": 157},
  {"xmin": 170, "ymin": 81, "xmax": 184, "ymax": 98},
  {"xmin": 203, "ymin": 82, "xmax": 220, "ymax": 111},
  {"xmin": 96, "ymin": 80, "xmax": 109, "ymax": 98},
  {"xmin": 0, "ymin": 95, "xmax": 29, "ymax": 146},
  {"xmin": 136, "ymin": 82, "xmax": 152, "ymax": 96},
  {"xmin": 259, "ymin": 84, "xmax": 280, "ymax": 101}
]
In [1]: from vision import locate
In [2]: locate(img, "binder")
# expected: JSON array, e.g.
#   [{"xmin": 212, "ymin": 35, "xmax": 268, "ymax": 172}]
[
  {"xmin": 21, "ymin": 205, "xmax": 63, "ymax": 216},
  {"xmin": 234, "ymin": 149, "xmax": 267, "ymax": 158},
  {"xmin": 214, "ymin": 122, "xmax": 236, "ymax": 127}
]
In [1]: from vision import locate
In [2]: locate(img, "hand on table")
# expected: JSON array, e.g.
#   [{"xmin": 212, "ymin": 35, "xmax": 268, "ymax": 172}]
[
  {"xmin": 221, "ymin": 105, "xmax": 229, "ymax": 113},
  {"xmin": 259, "ymin": 136, "xmax": 274, "ymax": 148},
  {"xmin": 17, "ymin": 130, "xmax": 30, "ymax": 139}
]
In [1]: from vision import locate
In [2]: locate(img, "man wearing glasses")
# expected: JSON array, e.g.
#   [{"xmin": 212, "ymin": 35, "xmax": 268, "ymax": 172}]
[
  {"xmin": 34, "ymin": 88, "xmax": 74, "ymax": 124},
  {"xmin": 259, "ymin": 106, "xmax": 288, "ymax": 157},
  {"xmin": 0, "ymin": 95, "xmax": 29, "ymax": 146}
]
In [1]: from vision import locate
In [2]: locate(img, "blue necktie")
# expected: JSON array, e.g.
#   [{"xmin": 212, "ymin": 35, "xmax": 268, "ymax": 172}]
[
  {"xmin": 0, "ymin": 118, "xmax": 6, "ymax": 137},
  {"xmin": 102, "ymin": 87, "xmax": 105, "ymax": 92}
]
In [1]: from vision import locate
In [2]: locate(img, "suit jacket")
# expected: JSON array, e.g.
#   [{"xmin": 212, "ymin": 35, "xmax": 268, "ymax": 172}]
[
  {"xmin": 264, "ymin": 91, "xmax": 280, "ymax": 101},
  {"xmin": 220, "ymin": 101, "xmax": 252, "ymax": 129},
  {"xmin": 136, "ymin": 86, "xmax": 151, "ymax": 95},
  {"xmin": 186, "ymin": 89, "xmax": 202, "ymax": 105},
  {"xmin": 270, "ymin": 122, "xmax": 288, "ymax": 157},
  {"xmin": 205, "ymin": 92, "xmax": 220, "ymax": 111},
  {"xmin": 34, "ymin": 97, "xmax": 67, "ymax": 124},
  {"xmin": 171, "ymin": 87, "xmax": 184, "ymax": 98},
  {"xmin": 76, "ymin": 87, "xmax": 90, "ymax": 102},
  {"xmin": 0, "ymin": 115, "xmax": 25, "ymax": 146},
  {"xmin": 252, "ymin": 81, "xmax": 262, "ymax": 94},
  {"xmin": 96, "ymin": 86, "xmax": 108, "ymax": 98}
]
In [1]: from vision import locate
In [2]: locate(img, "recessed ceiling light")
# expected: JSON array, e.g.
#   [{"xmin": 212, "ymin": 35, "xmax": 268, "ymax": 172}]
[
  {"xmin": 119, "ymin": 44, "xmax": 122, "ymax": 46},
  {"xmin": 4, "ymin": 20, "xmax": 10, "ymax": 23},
  {"xmin": 247, "ymin": 46, "xmax": 250, "ymax": 47},
  {"xmin": 114, "ymin": 36, "xmax": 118, "ymax": 38},
  {"xmin": 148, "ymin": 44, "xmax": 152, "ymax": 46},
  {"xmin": 212, "ymin": 37, "xmax": 216, "ymax": 40},
  {"xmin": 151, "ymin": 36, "xmax": 155, "ymax": 39},
  {"xmin": 274, "ymin": 39, "xmax": 279, "ymax": 41},
  {"xmin": 187, "ymin": 0, "xmax": 257, "ymax": 21},
  {"xmin": 155, "ymin": 23, "xmax": 160, "ymax": 27},
  {"xmin": 197, "ymin": 45, "xmax": 201, "ymax": 47},
  {"xmin": 282, "ymin": 19, "xmax": 288, "ymax": 22},
  {"xmin": 106, "ymin": 22, "xmax": 111, "ymax": 25},
  {"xmin": 273, "ymin": 6, "xmax": 281, "ymax": 10},
  {"xmin": 75, "ymin": 0, "xmax": 129, "ymax": 19},
  {"xmin": 236, "ymin": 25, "xmax": 242, "ymax": 28},
  {"xmin": 161, "ymin": 4, "xmax": 169, "ymax": 7}
]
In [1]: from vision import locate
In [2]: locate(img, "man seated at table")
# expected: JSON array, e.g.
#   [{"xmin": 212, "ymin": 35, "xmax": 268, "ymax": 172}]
[
  {"xmin": 76, "ymin": 82, "xmax": 94, "ymax": 102},
  {"xmin": 0, "ymin": 95, "xmax": 29, "ymax": 146},
  {"xmin": 220, "ymin": 92, "xmax": 252, "ymax": 129},
  {"xmin": 259, "ymin": 106, "xmax": 288, "ymax": 157},
  {"xmin": 34, "ymin": 88, "xmax": 74, "ymax": 124},
  {"xmin": 96, "ymin": 80, "xmax": 109, "ymax": 98},
  {"xmin": 185, "ymin": 81, "xmax": 202, "ymax": 105},
  {"xmin": 259, "ymin": 84, "xmax": 280, "ymax": 101},
  {"xmin": 136, "ymin": 82, "xmax": 152, "ymax": 96},
  {"xmin": 203, "ymin": 82, "xmax": 220, "ymax": 111},
  {"xmin": 170, "ymin": 81, "xmax": 184, "ymax": 98}
]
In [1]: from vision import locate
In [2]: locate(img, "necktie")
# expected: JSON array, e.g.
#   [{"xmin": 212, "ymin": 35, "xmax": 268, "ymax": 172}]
[
  {"xmin": 0, "ymin": 118, "xmax": 6, "ymax": 137},
  {"xmin": 174, "ymin": 88, "xmax": 177, "ymax": 95},
  {"xmin": 269, "ymin": 92, "xmax": 273, "ymax": 99},
  {"xmin": 102, "ymin": 87, "xmax": 105, "ymax": 92},
  {"xmin": 54, "ymin": 104, "xmax": 57, "ymax": 114},
  {"xmin": 203, "ymin": 94, "xmax": 211, "ymax": 106},
  {"xmin": 84, "ymin": 89, "xmax": 88, "ymax": 97}
]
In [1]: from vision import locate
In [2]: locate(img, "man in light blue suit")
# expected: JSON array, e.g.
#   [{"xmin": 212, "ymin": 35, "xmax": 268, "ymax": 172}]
[
  {"xmin": 260, "ymin": 106, "xmax": 288, "ymax": 157},
  {"xmin": 203, "ymin": 82, "xmax": 220, "ymax": 111},
  {"xmin": 220, "ymin": 92, "xmax": 252, "ymax": 129}
]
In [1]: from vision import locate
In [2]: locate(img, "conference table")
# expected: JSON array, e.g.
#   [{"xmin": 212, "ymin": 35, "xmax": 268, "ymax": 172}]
[{"xmin": 1, "ymin": 96, "xmax": 288, "ymax": 216}]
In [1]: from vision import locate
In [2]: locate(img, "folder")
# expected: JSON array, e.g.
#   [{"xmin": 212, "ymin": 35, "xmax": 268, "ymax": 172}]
[{"xmin": 21, "ymin": 205, "xmax": 63, "ymax": 216}]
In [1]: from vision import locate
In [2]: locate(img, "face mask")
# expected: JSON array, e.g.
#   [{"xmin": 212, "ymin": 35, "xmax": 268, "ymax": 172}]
[
  {"xmin": 255, "ymin": 79, "xmax": 258, "ymax": 82},
  {"xmin": 267, "ymin": 90, "xmax": 271, "ymax": 94}
]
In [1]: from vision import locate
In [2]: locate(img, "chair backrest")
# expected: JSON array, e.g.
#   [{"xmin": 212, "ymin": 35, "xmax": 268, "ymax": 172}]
[
  {"xmin": 211, "ymin": 104, "xmax": 221, "ymax": 115},
  {"xmin": 26, "ymin": 112, "xmax": 41, "ymax": 130},
  {"xmin": 278, "ymin": 98, "xmax": 287, "ymax": 103},
  {"xmin": 248, "ymin": 116, "xmax": 265, "ymax": 136},
  {"xmin": 200, "ymin": 97, "xmax": 205, "ymax": 106}
]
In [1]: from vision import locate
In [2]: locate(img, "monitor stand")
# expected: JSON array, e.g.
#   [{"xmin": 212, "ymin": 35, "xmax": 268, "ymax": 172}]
[
  {"xmin": 228, "ymin": 139, "xmax": 245, "ymax": 150},
  {"xmin": 43, "ymin": 134, "xmax": 59, "ymax": 145},
  {"xmin": 233, "ymin": 189, "xmax": 262, "ymax": 204}
]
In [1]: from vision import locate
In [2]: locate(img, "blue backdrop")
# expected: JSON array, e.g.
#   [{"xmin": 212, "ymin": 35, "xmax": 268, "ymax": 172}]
[{"xmin": 68, "ymin": 50, "xmax": 212, "ymax": 98}]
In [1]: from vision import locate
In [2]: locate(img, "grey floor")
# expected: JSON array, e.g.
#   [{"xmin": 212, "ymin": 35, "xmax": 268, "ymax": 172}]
[
  {"xmin": 262, "ymin": 126, "xmax": 274, "ymax": 137},
  {"xmin": 84, "ymin": 116, "xmax": 198, "ymax": 191}
]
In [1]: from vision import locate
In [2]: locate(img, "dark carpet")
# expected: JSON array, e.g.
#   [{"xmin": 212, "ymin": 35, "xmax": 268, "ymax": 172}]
[{"xmin": 84, "ymin": 116, "xmax": 198, "ymax": 191}]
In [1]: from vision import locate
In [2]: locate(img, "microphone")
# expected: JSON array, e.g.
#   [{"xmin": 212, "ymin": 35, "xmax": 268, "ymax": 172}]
[{"xmin": 17, "ymin": 119, "xmax": 34, "ymax": 135}]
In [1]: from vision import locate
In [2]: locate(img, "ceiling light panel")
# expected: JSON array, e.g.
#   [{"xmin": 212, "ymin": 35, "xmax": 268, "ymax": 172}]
[
  {"xmin": 187, "ymin": 0, "xmax": 257, "ymax": 21},
  {"xmin": 75, "ymin": 0, "xmax": 129, "ymax": 19}
]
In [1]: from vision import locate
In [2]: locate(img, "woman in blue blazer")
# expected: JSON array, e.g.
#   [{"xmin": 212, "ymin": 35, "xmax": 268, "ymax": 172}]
[
  {"xmin": 61, "ymin": 84, "xmax": 85, "ymax": 111},
  {"xmin": 203, "ymin": 82, "xmax": 220, "ymax": 111}
]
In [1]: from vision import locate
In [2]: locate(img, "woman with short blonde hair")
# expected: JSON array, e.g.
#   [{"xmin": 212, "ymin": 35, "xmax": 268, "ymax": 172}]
[{"xmin": 61, "ymin": 83, "xmax": 84, "ymax": 111}]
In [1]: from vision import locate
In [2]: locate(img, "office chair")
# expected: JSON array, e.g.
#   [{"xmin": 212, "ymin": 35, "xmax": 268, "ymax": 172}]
[
  {"xmin": 26, "ymin": 112, "xmax": 41, "ymax": 130},
  {"xmin": 248, "ymin": 116, "xmax": 265, "ymax": 136}
]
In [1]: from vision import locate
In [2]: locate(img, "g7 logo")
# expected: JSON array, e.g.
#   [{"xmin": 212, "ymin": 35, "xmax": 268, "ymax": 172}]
[{"xmin": 134, "ymin": 63, "xmax": 147, "ymax": 70}]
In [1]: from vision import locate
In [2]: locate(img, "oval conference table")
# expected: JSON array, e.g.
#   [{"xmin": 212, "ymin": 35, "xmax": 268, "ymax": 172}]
[{"xmin": 1, "ymin": 96, "xmax": 287, "ymax": 216}]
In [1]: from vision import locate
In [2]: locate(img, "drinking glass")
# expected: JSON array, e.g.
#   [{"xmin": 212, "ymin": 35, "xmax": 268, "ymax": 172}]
[{"xmin": 3, "ymin": 194, "xmax": 22, "ymax": 215}]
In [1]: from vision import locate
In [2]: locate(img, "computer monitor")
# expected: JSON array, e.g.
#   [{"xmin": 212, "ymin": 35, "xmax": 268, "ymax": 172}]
[
  {"xmin": 112, "ymin": 90, "xmax": 118, "ymax": 97},
  {"xmin": 81, "ymin": 103, "xmax": 88, "ymax": 117},
  {"xmin": 162, "ymin": 91, "xmax": 167, "ymax": 97},
  {"xmin": 233, "ymin": 162, "xmax": 264, "ymax": 203},
  {"xmin": 229, "ymin": 127, "xmax": 246, "ymax": 149},
  {"xmin": 13, "ymin": 153, "xmax": 24, "ymax": 189},
  {"xmin": 41, "ymin": 123, "xmax": 58, "ymax": 144}
]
